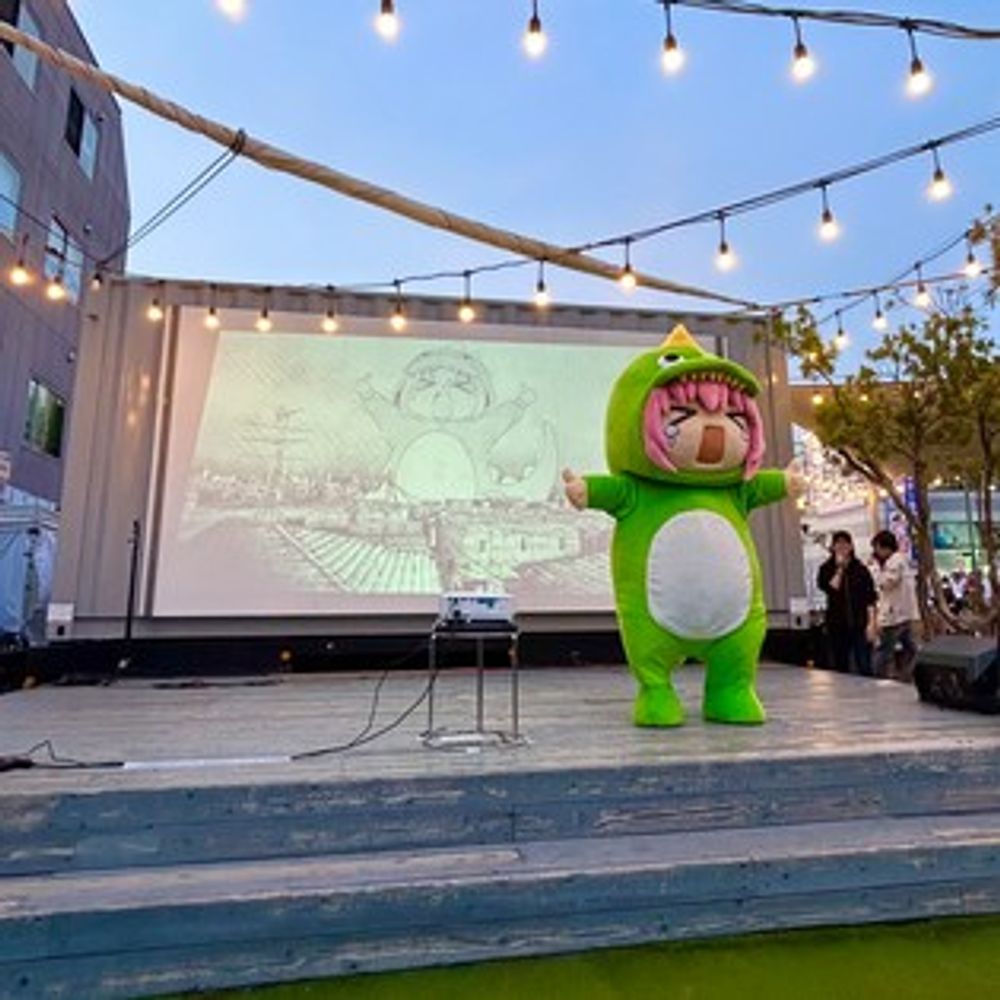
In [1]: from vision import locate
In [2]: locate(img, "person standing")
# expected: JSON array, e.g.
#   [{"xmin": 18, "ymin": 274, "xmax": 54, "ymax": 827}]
[
  {"xmin": 870, "ymin": 530, "xmax": 919, "ymax": 681},
  {"xmin": 817, "ymin": 530, "xmax": 878, "ymax": 676}
]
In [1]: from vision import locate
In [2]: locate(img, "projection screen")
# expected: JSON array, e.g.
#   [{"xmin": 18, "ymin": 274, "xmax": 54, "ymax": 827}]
[{"xmin": 152, "ymin": 308, "xmax": 717, "ymax": 617}]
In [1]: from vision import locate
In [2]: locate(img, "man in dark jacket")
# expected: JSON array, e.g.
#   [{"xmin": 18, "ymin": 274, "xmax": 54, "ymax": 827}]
[{"xmin": 817, "ymin": 530, "xmax": 878, "ymax": 676}]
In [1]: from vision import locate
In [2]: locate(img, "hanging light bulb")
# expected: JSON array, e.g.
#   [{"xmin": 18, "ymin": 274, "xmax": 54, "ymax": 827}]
[
  {"xmin": 89, "ymin": 271, "xmax": 104, "ymax": 292},
  {"xmin": 964, "ymin": 242, "xmax": 983, "ymax": 279},
  {"xmin": 216, "ymin": 0, "xmax": 247, "ymax": 22},
  {"xmin": 926, "ymin": 147, "xmax": 953, "ymax": 202},
  {"xmin": 390, "ymin": 281, "xmax": 408, "ymax": 332},
  {"xmin": 871, "ymin": 292, "xmax": 888, "ymax": 331},
  {"xmin": 905, "ymin": 27, "xmax": 933, "ymax": 98},
  {"xmin": 147, "ymin": 298, "xmax": 165, "ymax": 322},
  {"xmin": 833, "ymin": 313, "xmax": 849, "ymax": 351},
  {"xmin": 913, "ymin": 265, "xmax": 931, "ymax": 309},
  {"xmin": 811, "ymin": 392, "xmax": 824, "ymax": 407},
  {"xmin": 45, "ymin": 273, "xmax": 67, "ymax": 301},
  {"xmin": 375, "ymin": 0, "xmax": 400, "ymax": 41},
  {"xmin": 204, "ymin": 306, "xmax": 221, "ymax": 331},
  {"xmin": 660, "ymin": 2, "xmax": 685, "ymax": 75},
  {"xmin": 817, "ymin": 184, "xmax": 841, "ymax": 242},
  {"xmin": 255, "ymin": 307, "xmax": 273, "ymax": 332},
  {"xmin": 618, "ymin": 239, "xmax": 638, "ymax": 292},
  {"xmin": 458, "ymin": 272, "xmax": 476, "ymax": 323},
  {"xmin": 715, "ymin": 215, "xmax": 737, "ymax": 272},
  {"xmin": 523, "ymin": 0, "xmax": 547, "ymax": 58},
  {"xmin": 321, "ymin": 287, "xmax": 340, "ymax": 333},
  {"xmin": 9, "ymin": 235, "xmax": 32, "ymax": 286},
  {"xmin": 790, "ymin": 16, "xmax": 816, "ymax": 82},
  {"xmin": 534, "ymin": 260, "xmax": 551, "ymax": 308}
]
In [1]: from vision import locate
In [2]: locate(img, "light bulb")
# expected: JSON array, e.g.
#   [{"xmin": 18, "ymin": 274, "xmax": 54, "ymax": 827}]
[
  {"xmin": 390, "ymin": 305, "xmax": 407, "ymax": 332},
  {"xmin": 715, "ymin": 240, "xmax": 737, "ymax": 272},
  {"xmin": 833, "ymin": 329, "xmax": 849, "ymax": 351},
  {"xmin": 618, "ymin": 264, "xmax": 637, "ymax": 292},
  {"xmin": 523, "ymin": 13, "xmax": 547, "ymax": 58},
  {"xmin": 216, "ymin": 0, "xmax": 247, "ymax": 22},
  {"xmin": 964, "ymin": 250, "xmax": 983, "ymax": 279},
  {"xmin": 204, "ymin": 307, "xmax": 221, "ymax": 331},
  {"xmin": 872, "ymin": 309, "xmax": 888, "ymax": 331},
  {"xmin": 914, "ymin": 284, "xmax": 931, "ymax": 309},
  {"xmin": 321, "ymin": 310, "xmax": 340, "ymax": 334},
  {"xmin": 255, "ymin": 309, "xmax": 272, "ymax": 332},
  {"xmin": 791, "ymin": 42, "xmax": 816, "ymax": 82},
  {"xmin": 927, "ymin": 167, "xmax": 953, "ymax": 202},
  {"xmin": 458, "ymin": 300, "xmax": 476, "ymax": 324},
  {"xmin": 534, "ymin": 279, "xmax": 550, "ymax": 308},
  {"xmin": 811, "ymin": 392, "xmax": 824, "ymax": 407},
  {"xmin": 147, "ymin": 299, "xmax": 164, "ymax": 322},
  {"xmin": 907, "ymin": 58, "xmax": 933, "ymax": 98},
  {"xmin": 89, "ymin": 272, "xmax": 103, "ymax": 292},
  {"xmin": 9, "ymin": 261, "xmax": 30, "ymax": 286},
  {"xmin": 661, "ymin": 34, "xmax": 685, "ymax": 74},
  {"xmin": 375, "ymin": 0, "xmax": 399, "ymax": 40},
  {"xmin": 818, "ymin": 208, "xmax": 841, "ymax": 242}
]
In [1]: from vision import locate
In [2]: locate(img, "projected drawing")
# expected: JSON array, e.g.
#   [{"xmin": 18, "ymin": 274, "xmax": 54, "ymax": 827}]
[{"xmin": 155, "ymin": 321, "xmax": 645, "ymax": 616}]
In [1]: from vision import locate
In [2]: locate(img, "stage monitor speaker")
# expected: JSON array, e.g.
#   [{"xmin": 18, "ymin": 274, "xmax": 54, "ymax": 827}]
[{"xmin": 913, "ymin": 634, "xmax": 1000, "ymax": 715}]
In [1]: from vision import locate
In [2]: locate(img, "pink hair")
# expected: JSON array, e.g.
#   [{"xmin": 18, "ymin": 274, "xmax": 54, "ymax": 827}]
[{"xmin": 642, "ymin": 378, "xmax": 765, "ymax": 479}]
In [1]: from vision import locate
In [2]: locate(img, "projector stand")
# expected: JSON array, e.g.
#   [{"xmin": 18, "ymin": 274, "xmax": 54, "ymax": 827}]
[{"xmin": 422, "ymin": 622, "xmax": 525, "ymax": 749}]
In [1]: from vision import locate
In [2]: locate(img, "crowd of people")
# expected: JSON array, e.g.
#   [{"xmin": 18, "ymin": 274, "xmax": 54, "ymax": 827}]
[{"xmin": 817, "ymin": 529, "xmax": 919, "ymax": 681}]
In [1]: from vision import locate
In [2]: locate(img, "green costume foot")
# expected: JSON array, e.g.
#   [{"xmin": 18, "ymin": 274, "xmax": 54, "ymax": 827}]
[
  {"xmin": 633, "ymin": 684, "xmax": 686, "ymax": 727},
  {"xmin": 702, "ymin": 685, "xmax": 766, "ymax": 725}
]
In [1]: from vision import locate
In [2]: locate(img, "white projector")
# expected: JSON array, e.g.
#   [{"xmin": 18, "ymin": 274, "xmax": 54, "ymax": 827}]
[{"xmin": 438, "ymin": 592, "xmax": 515, "ymax": 628}]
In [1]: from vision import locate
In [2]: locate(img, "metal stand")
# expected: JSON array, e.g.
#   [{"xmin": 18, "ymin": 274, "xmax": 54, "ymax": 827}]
[{"xmin": 423, "ymin": 622, "xmax": 525, "ymax": 749}]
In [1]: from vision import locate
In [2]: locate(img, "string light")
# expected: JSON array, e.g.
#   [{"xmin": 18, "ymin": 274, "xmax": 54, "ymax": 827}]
[
  {"xmin": 523, "ymin": 0, "xmax": 547, "ymax": 59},
  {"xmin": 390, "ymin": 281, "xmax": 408, "ymax": 332},
  {"xmin": 790, "ymin": 16, "xmax": 816, "ymax": 82},
  {"xmin": 926, "ymin": 147, "xmax": 953, "ymax": 201},
  {"xmin": 904, "ymin": 26, "xmax": 933, "ymax": 98},
  {"xmin": 375, "ymin": 0, "xmax": 400, "ymax": 41},
  {"xmin": 321, "ymin": 286, "xmax": 340, "ymax": 333},
  {"xmin": 817, "ymin": 184, "xmax": 841, "ymax": 242},
  {"xmin": 204, "ymin": 306, "xmax": 221, "ymax": 330},
  {"xmin": 833, "ymin": 312, "xmax": 849, "ymax": 351},
  {"xmin": 618, "ymin": 239, "xmax": 638, "ymax": 292},
  {"xmin": 963, "ymin": 239, "xmax": 983, "ymax": 279},
  {"xmin": 8, "ymin": 236, "xmax": 31, "ymax": 286},
  {"xmin": 871, "ymin": 292, "xmax": 888, "ymax": 331},
  {"xmin": 534, "ymin": 260, "xmax": 551, "ymax": 308},
  {"xmin": 89, "ymin": 271, "xmax": 103, "ymax": 292},
  {"xmin": 45, "ymin": 273, "xmax": 67, "ymax": 302},
  {"xmin": 811, "ymin": 391, "xmax": 824, "ymax": 407},
  {"xmin": 255, "ymin": 306, "xmax": 272, "ymax": 332},
  {"xmin": 913, "ymin": 264, "xmax": 931, "ymax": 308},
  {"xmin": 715, "ymin": 215, "xmax": 737, "ymax": 272},
  {"xmin": 458, "ymin": 271, "xmax": 477, "ymax": 323},
  {"xmin": 146, "ymin": 297, "xmax": 165, "ymax": 322},
  {"xmin": 660, "ymin": 2, "xmax": 685, "ymax": 75}
]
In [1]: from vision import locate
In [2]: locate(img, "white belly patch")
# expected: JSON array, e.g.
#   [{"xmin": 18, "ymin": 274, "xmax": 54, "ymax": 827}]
[{"xmin": 646, "ymin": 510, "xmax": 753, "ymax": 640}]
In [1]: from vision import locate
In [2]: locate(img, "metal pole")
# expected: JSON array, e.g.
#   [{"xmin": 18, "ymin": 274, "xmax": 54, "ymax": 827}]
[
  {"xmin": 510, "ymin": 631, "xmax": 520, "ymax": 740},
  {"xmin": 475, "ymin": 635, "xmax": 485, "ymax": 733},
  {"xmin": 963, "ymin": 484, "xmax": 979, "ymax": 571}
]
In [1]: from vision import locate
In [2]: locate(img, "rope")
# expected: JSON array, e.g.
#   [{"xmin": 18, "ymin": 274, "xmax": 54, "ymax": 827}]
[{"xmin": 0, "ymin": 20, "xmax": 753, "ymax": 309}]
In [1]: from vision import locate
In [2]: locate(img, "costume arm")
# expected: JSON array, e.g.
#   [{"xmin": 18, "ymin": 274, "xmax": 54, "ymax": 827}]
[
  {"xmin": 745, "ymin": 469, "xmax": 789, "ymax": 511},
  {"xmin": 582, "ymin": 474, "xmax": 637, "ymax": 518}
]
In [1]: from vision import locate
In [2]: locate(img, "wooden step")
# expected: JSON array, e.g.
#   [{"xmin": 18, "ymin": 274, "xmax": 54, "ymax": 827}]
[{"xmin": 2, "ymin": 812, "xmax": 1000, "ymax": 999}]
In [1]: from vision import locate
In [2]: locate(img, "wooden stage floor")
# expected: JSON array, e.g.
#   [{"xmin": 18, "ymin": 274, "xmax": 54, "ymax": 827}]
[
  {"xmin": 1, "ymin": 663, "xmax": 997, "ymax": 792},
  {"xmin": 2, "ymin": 664, "xmax": 1000, "ymax": 999}
]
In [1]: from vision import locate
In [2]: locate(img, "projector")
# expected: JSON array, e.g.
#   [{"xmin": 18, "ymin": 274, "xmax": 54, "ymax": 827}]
[{"xmin": 438, "ymin": 592, "xmax": 515, "ymax": 629}]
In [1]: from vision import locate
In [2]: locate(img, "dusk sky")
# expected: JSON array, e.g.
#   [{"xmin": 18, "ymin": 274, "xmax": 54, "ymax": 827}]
[{"xmin": 68, "ymin": 1, "xmax": 998, "ymax": 366}]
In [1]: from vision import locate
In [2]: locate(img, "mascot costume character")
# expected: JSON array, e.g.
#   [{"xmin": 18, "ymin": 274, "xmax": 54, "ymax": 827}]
[{"xmin": 563, "ymin": 324, "xmax": 801, "ymax": 727}]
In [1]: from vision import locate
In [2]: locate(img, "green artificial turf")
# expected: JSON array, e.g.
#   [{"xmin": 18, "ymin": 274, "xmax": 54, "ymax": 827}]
[{"xmin": 172, "ymin": 916, "xmax": 1000, "ymax": 1000}]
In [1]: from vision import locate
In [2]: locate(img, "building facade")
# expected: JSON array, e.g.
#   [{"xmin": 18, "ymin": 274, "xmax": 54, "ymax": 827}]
[{"xmin": 0, "ymin": 0, "xmax": 129, "ymax": 637}]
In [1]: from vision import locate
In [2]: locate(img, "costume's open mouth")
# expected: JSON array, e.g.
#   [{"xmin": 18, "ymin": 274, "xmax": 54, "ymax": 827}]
[{"xmin": 697, "ymin": 425, "xmax": 725, "ymax": 464}]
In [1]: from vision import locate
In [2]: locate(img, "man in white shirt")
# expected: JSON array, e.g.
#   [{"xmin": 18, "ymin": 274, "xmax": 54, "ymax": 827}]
[{"xmin": 870, "ymin": 529, "xmax": 919, "ymax": 681}]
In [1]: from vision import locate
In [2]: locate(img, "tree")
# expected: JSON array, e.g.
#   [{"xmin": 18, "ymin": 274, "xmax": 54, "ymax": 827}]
[{"xmin": 773, "ymin": 307, "xmax": 997, "ymax": 634}]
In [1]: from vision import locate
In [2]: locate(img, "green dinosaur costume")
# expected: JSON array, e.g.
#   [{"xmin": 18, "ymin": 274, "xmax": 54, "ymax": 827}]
[{"xmin": 580, "ymin": 324, "xmax": 789, "ymax": 727}]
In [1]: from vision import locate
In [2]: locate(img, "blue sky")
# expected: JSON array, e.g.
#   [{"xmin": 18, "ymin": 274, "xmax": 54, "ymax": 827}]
[{"xmin": 68, "ymin": 1, "xmax": 999, "ymax": 364}]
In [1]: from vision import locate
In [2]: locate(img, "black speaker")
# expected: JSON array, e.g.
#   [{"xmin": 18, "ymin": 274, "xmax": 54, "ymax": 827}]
[{"xmin": 914, "ymin": 635, "xmax": 1000, "ymax": 714}]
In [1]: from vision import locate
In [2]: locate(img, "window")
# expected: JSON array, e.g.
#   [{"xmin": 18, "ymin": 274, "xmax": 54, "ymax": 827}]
[
  {"xmin": 24, "ymin": 379, "xmax": 65, "ymax": 459},
  {"xmin": 1, "ymin": 0, "xmax": 40, "ymax": 90},
  {"xmin": 44, "ymin": 217, "xmax": 83, "ymax": 303},
  {"xmin": 0, "ymin": 152, "xmax": 19, "ymax": 240},
  {"xmin": 64, "ymin": 87, "xmax": 99, "ymax": 178}
]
